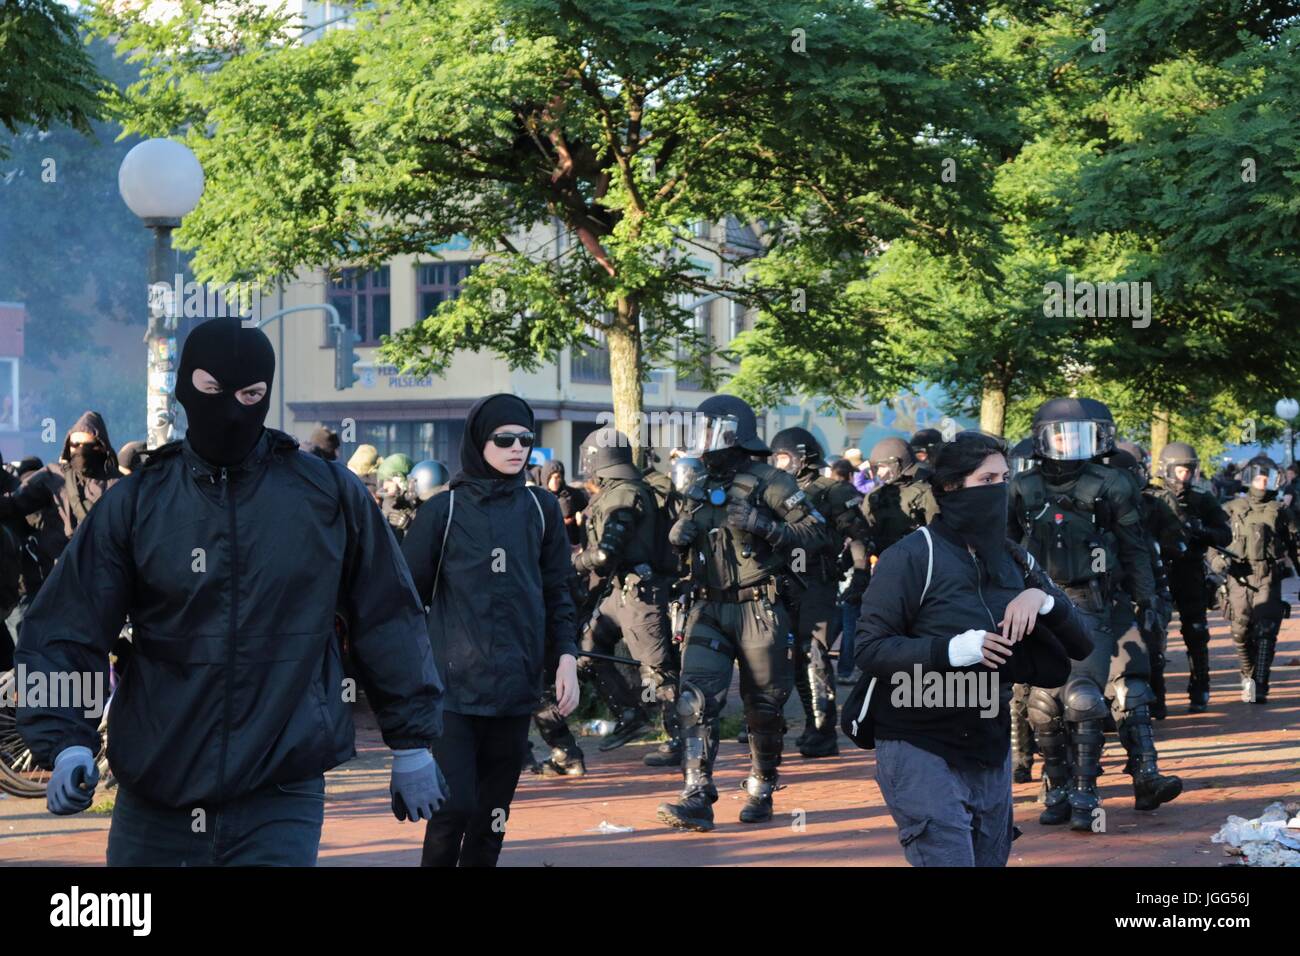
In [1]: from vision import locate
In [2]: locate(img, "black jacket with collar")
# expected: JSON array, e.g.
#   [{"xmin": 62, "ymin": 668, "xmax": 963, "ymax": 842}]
[
  {"xmin": 402, "ymin": 472, "xmax": 579, "ymax": 717},
  {"xmin": 854, "ymin": 515, "xmax": 1091, "ymax": 769},
  {"xmin": 16, "ymin": 428, "xmax": 443, "ymax": 807}
]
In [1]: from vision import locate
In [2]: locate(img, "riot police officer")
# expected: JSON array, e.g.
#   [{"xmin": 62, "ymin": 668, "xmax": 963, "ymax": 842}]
[
  {"xmin": 573, "ymin": 427, "xmax": 683, "ymax": 765},
  {"xmin": 1220, "ymin": 456, "xmax": 1296, "ymax": 703},
  {"xmin": 1154, "ymin": 442, "xmax": 1231, "ymax": 712},
  {"xmin": 862, "ymin": 437, "xmax": 939, "ymax": 557},
  {"xmin": 1010, "ymin": 398, "xmax": 1180, "ymax": 831},
  {"xmin": 1107, "ymin": 442, "xmax": 1182, "ymax": 717},
  {"xmin": 770, "ymin": 427, "xmax": 871, "ymax": 759},
  {"xmin": 656, "ymin": 397, "xmax": 825, "ymax": 831},
  {"xmin": 409, "ymin": 459, "xmax": 450, "ymax": 507}
]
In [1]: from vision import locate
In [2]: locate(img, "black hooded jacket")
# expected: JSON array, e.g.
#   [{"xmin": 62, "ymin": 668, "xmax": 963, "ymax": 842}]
[
  {"xmin": 0, "ymin": 411, "xmax": 121, "ymax": 546},
  {"xmin": 16, "ymin": 427, "xmax": 443, "ymax": 807},
  {"xmin": 855, "ymin": 515, "xmax": 1091, "ymax": 768},
  {"xmin": 542, "ymin": 458, "xmax": 588, "ymax": 546},
  {"xmin": 401, "ymin": 395, "xmax": 579, "ymax": 717}
]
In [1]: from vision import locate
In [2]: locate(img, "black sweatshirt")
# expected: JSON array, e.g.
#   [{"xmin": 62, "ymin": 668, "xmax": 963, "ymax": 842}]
[{"xmin": 855, "ymin": 515, "xmax": 1091, "ymax": 769}]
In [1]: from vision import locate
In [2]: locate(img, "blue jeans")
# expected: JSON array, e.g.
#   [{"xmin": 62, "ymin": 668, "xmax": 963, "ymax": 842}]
[
  {"xmin": 837, "ymin": 601, "xmax": 859, "ymax": 679},
  {"xmin": 106, "ymin": 775, "xmax": 326, "ymax": 866},
  {"xmin": 874, "ymin": 738, "xmax": 1013, "ymax": 867}
]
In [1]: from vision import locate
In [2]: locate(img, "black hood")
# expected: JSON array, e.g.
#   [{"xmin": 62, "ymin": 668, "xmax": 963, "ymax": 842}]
[
  {"xmin": 452, "ymin": 392, "xmax": 536, "ymax": 484},
  {"xmin": 541, "ymin": 459, "xmax": 566, "ymax": 484},
  {"xmin": 60, "ymin": 410, "xmax": 119, "ymax": 477}
]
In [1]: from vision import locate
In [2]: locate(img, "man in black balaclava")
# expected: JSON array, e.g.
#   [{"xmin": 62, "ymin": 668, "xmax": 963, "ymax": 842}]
[
  {"xmin": 0, "ymin": 410, "xmax": 121, "ymax": 550},
  {"xmin": 16, "ymin": 317, "xmax": 445, "ymax": 865}
]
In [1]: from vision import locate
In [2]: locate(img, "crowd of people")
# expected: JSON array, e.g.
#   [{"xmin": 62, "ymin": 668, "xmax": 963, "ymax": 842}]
[{"xmin": 3, "ymin": 316, "xmax": 1296, "ymax": 868}]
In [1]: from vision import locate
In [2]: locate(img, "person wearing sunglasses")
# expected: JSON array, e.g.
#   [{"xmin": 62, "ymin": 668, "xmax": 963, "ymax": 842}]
[
  {"xmin": 402, "ymin": 392, "xmax": 580, "ymax": 866},
  {"xmin": 0, "ymin": 411, "xmax": 122, "ymax": 561}
]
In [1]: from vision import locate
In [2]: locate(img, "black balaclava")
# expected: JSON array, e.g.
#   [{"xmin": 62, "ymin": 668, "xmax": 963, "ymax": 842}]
[
  {"xmin": 176, "ymin": 318, "xmax": 275, "ymax": 467},
  {"xmin": 937, "ymin": 481, "xmax": 1012, "ymax": 572},
  {"xmin": 453, "ymin": 393, "xmax": 536, "ymax": 484}
]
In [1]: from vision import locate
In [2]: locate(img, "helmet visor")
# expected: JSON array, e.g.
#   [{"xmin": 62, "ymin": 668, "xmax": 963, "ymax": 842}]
[
  {"xmin": 1035, "ymin": 421, "xmax": 1103, "ymax": 461},
  {"xmin": 672, "ymin": 455, "xmax": 703, "ymax": 493},
  {"xmin": 692, "ymin": 414, "xmax": 741, "ymax": 455},
  {"xmin": 1241, "ymin": 462, "xmax": 1280, "ymax": 489}
]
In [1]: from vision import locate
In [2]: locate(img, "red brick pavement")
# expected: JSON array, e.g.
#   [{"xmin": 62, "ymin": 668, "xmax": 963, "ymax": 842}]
[{"xmin": 4, "ymin": 608, "xmax": 1298, "ymax": 867}]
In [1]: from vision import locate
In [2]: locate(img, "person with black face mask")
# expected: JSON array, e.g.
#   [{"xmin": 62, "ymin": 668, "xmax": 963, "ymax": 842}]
[
  {"xmin": 15, "ymin": 317, "xmax": 445, "ymax": 865},
  {"xmin": 401, "ymin": 392, "xmax": 579, "ymax": 866},
  {"xmin": 0, "ymin": 411, "xmax": 121, "ymax": 558},
  {"xmin": 1009, "ymin": 399, "xmax": 1181, "ymax": 832},
  {"xmin": 854, "ymin": 431, "xmax": 1091, "ymax": 866}
]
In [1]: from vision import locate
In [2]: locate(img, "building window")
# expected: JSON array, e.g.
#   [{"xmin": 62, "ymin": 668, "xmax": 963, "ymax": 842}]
[
  {"xmin": 571, "ymin": 323, "xmax": 611, "ymax": 384},
  {"xmin": 332, "ymin": 419, "xmax": 465, "ymax": 468},
  {"xmin": 416, "ymin": 261, "xmax": 479, "ymax": 322},
  {"xmin": 327, "ymin": 267, "xmax": 390, "ymax": 345},
  {"xmin": 677, "ymin": 300, "xmax": 712, "ymax": 391},
  {"xmin": 728, "ymin": 299, "xmax": 749, "ymax": 341}
]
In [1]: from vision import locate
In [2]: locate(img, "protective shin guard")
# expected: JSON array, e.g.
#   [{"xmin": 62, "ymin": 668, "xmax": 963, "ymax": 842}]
[
  {"xmin": 1183, "ymin": 624, "xmax": 1211, "ymax": 712},
  {"xmin": 1117, "ymin": 704, "xmax": 1183, "ymax": 811},
  {"xmin": 1067, "ymin": 719, "xmax": 1105, "ymax": 832}
]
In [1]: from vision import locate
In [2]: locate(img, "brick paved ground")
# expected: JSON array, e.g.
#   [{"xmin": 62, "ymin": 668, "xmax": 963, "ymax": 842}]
[{"xmin": 4, "ymin": 588, "xmax": 1298, "ymax": 867}]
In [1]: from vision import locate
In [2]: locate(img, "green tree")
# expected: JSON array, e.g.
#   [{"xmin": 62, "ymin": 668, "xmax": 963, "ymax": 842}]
[
  {"xmin": 91, "ymin": 0, "xmax": 994, "ymax": 454},
  {"xmin": 0, "ymin": 0, "xmax": 105, "ymax": 157}
]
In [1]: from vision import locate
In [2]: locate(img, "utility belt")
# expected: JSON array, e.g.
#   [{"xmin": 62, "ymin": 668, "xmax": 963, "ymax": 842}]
[
  {"xmin": 1062, "ymin": 576, "xmax": 1112, "ymax": 614},
  {"xmin": 614, "ymin": 563, "xmax": 674, "ymax": 605},
  {"xmin": 691, "ymin": 578, "xmax": 778, "ymax": 604}
]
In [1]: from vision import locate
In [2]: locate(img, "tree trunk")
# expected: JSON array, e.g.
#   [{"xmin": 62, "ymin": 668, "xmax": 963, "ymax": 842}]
[
  {"xmin": 1150, "ymin": 407, "xmax": 1170, "ymax": 466},
  {"xmin": 606, "ymin": 296, "xmax": 645, "ymax": 464},
  {"xmin": 979, "ymin": 376, "xmax": 1008, "ymax": 437}
]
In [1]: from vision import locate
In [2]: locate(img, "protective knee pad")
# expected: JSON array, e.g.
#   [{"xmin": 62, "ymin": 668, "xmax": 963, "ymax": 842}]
[
  {"xmin": 1025, "ymin": 686, "xmax": 1063, "ymax": 733},
  {"xmin": 745, "ymin": 695, "xmax": 786, "ymax": 737},
  {"xmin": 1110, "ymin": 675, "xmax": 1156, "ymax": 716},
  {"xmin": 1181, "ymin": 621, "xmax": 1210, "ymax": 651},
  {"xmin": 1062, "ymin": 678, "xmax": 1108, "ymax": 723},
  {"xmin": 676, "ymin": 681, "xmax": 720, "ymax": 728}
]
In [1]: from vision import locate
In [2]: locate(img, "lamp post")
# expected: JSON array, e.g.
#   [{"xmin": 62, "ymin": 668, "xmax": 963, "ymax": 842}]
[
  {"xmin": 1275, "ymin": 398, "xmax": 1298, "ymax": 468},
  {"xmin": 118, "ymin": 139, "xmax": 205, "ymax": 449}
]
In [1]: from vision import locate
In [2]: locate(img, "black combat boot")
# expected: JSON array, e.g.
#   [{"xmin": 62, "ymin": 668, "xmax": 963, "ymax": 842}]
[
  {"xmin": 1068, "ymin": 719, "xmax": 1104, "ymax": 832},
  {"xmin": 1035, "ymin": 718, "xmax": 1070, "ymax": 825},
  {"xmin": 1118, "ymin": 705, "xmax": 1183, "ymax": 811},
  {"xmin": 738, "ymin": 774, "xmax": 777, "ymax": 823},
  {"xmin": 598, "ymin": 706, "xmax": 652, "ymax": 752},
  {"xmin": 644, "ymin": 698, "xmax": 683, "ymax": 768},
  {"xmin": 1185, "ymin": 626, "xmax": 1212, "ymax": 713},
  {"xmin": 799, "ymin": 725, "xmax": 839, "ymax": 758},
  {"xmin": 540, "ymin": 745, "xmax": 586, "ymax": 777},
  {"xmin": 657, "ymin": 768, "xmax": 718, "ymax": 831}
]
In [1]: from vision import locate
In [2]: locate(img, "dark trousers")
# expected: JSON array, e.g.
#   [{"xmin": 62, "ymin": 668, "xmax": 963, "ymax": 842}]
[
  {"xmin": 105, "ymin": 776, "xmax": 325, "ymax": 866},
  {"xmin": 422, "ymin": 711, "xmax": 531, "ymax": 867},
  {"xmin": 874, "ymin": 738, "xmax": 1013, "ymax": 867}
]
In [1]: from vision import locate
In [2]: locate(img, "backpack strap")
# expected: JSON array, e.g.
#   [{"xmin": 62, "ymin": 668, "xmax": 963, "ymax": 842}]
[
  {"xmin": 526, "ymin": 486, "xmax": 546, "ymax": 537},
  {"xmin": 431, "ymin": 489, "xmax": 455, "ymax": 603},
  {"xmin": 918, "ymin": 525, "xmax": 935, "ymax": 606}
]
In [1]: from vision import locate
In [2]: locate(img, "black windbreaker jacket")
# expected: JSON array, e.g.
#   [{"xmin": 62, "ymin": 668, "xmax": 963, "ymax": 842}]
[
  {"xmin": 855, "ymin": 516, "xmax": 1091, "ymax": 768},
  {"xmin": 16, "ymin": 429, "xmax": 443, "ymax": 807},
  {"xmin": 401, "ymin": 472, "xmax": 579, "ymax": 717}
]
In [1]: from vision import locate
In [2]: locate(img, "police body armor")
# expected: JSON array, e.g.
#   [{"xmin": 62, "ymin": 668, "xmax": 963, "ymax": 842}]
[{"xmin": 1013, "ymin": 464, "xmax": 1117, "ymax": 611}]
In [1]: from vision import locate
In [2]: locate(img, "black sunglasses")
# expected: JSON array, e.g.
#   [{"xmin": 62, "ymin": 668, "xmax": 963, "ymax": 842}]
[{"xmin": 489, "ymin": 431, "xmax": 535, "ymax": 449}]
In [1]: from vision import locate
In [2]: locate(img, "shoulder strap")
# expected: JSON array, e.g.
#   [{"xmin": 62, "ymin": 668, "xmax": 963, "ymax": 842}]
[
  {"xmin": 431, "ymin": 490, "xmax": 455, "ymax": 602},
  {"xmin": 917, "ymin": 526, "xmax": 934, "ymax": 606},
  {"xmin": 526, "ymin": 486, "xmax": 546, "ymax": 537}
]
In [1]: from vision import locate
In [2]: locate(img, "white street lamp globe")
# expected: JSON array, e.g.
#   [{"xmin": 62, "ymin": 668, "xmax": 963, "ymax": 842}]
[
  {"xmin": 118, "ymin": 138, "xmax": 205, "ymax": 221},
  {"xmin": 1275, "ymin": 398, "xmax": 1299, "ymax": 422}
]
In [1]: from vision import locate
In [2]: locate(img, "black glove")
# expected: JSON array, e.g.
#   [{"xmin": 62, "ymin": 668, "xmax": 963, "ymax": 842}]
[
  {"xmin": 841, "ymin": 568, "xmax": 869, "ymax": 606},
  {"xmin": 1138, "ymin": 604, "xmax": 1160, "ymax": 636},
  {"xmin": 725, "ymin": 499, "xmax": 787, "ymax": 546},
  {"xmin": 669, "ymin": 517, "xmax": 700, "ymax": 548}
]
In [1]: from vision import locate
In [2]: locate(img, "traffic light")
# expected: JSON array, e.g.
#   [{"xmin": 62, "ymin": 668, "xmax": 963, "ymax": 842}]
[{"xmin": 333, "ymin": 326, "xmax": 361, "ymax": 390}]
